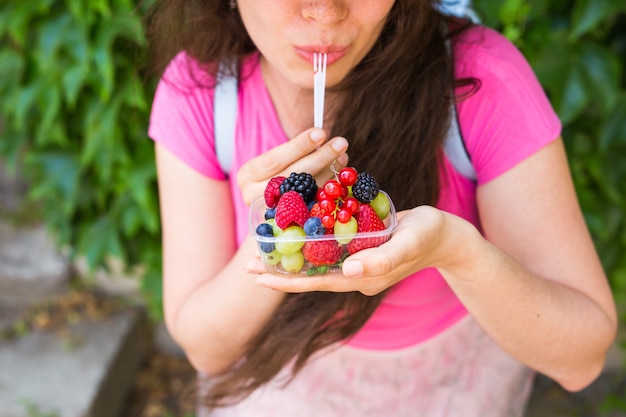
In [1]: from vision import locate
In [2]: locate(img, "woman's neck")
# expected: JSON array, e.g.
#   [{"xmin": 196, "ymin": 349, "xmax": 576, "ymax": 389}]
[{"xmin": 260, "ymin": 57, "xmax": 317, "ymax": 139}]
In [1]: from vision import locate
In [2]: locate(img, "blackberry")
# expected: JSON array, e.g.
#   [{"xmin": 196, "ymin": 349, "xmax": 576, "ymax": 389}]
[
  {"xmin": 352, "ymin": 172, "xmax": 379, "ymax": 203},
  {"xmin": 280, "ymin": 172, "xmax": 318, "ymax": 204}
]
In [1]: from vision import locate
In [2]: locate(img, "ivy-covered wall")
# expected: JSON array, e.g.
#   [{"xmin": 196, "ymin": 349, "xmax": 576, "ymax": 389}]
[
  {"xmin": 474, "ymin": 0, "xmax": 626, "ymax": 313},
  {"xmin": 0, "ymin": 0, "xmax": 162, "ymax": 318},
  {"xmin": 0, "ymin": 0, "xmax": 624, "ymax": 321}
]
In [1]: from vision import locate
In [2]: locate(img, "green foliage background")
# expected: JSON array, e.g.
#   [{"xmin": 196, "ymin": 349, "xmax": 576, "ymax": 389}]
[
  {"xmin": 0, "ymin": 0, "xmax": 625, "ymax": 322},
  {"xmin": 473, "ymin": 0, "xmax": 626, "ymax": 313},
  {"xmin": 0, "ymin": 0, "xmax": 162, "ymax": 318}
]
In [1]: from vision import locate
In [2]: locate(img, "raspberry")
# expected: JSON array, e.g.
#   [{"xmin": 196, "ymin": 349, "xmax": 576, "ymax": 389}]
[
  {"xmin": 264, "ymin": 176, "xmax": 286, "ymax": 208},
  {"xmin": 346, "ymin": 204, "xmax": 388, "ymax": 254},
  {"xmin": 280, "ymin": 172, "xmax": 319, "ymax": 204},
  {"xmin": 275, "ymin": 191, "xmax": 310, "ymax": 229},
  {"xmin": 302, "ymin": 240, "xmax": 342, "ymax": 266},
  {"xmin": 352, "ymin": 172, "xmax": 379, "ymax": 203}
]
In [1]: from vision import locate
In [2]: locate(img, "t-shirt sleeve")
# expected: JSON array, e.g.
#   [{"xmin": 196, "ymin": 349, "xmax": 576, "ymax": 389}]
[
  {"xmin": 148, "ymin": 52, "xmax": 226, "ymax": 180},
  {"xmin": 454, "ymin": 27, "xmax": 562, "ymax": 184}
]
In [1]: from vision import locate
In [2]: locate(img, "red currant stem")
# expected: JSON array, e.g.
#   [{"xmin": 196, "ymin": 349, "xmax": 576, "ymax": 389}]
[
  {"xmin": 330, "ymin": 196, "xmax": 349, "ymax": 219},
  {"xmin": 330, "ymin": 160, "xmax": 339, "ymax": 180}
]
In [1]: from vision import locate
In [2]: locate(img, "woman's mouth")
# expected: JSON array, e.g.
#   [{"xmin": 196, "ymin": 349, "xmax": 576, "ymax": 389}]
[{"xmin": 294, "ymin": 46, "xmax": 350, "ymax": 66}]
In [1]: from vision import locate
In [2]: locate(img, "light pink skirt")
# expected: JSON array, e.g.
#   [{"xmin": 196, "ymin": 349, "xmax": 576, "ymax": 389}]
[{"xmin": 199, "ymin": 315, "xmax": 534, "ymax": 417}]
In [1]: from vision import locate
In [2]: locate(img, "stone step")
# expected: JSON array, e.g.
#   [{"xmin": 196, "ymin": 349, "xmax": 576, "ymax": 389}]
[
  {"xmin": 0, "ymin": 310, "xmax": 146, "ymax": 417},
  {"xmin": 0, "ymin": 220, "xmax": 71, "ymax": 335}
]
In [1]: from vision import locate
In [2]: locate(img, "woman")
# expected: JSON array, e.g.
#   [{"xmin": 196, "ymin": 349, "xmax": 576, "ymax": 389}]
[{"xmin": 147, "ymin": 0, "xmax": 617, "ymax": 415}]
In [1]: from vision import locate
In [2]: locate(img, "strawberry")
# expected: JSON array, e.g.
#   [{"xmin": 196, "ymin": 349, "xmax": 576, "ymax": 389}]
[
  {"xmin": 309, "ymin": 202, "xmax": 324, "ymax": 218},
  {"xmin": 302, "ymin": 240, "xmax": 342, "ymax": 266},
  {"xmin": 264, "ymin": 176, "xmax": 286, "ymax": 208},
  {"xmin": 346, "ymin": 204, "xmax": 388, "ymax": 254},
  {"xmin": 275, "ymin": 191, "xmax": 310, "ymax": 229}
]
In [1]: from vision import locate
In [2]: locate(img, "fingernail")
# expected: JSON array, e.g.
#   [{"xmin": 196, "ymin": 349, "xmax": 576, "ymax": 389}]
[
  {"xmin": 343, "ymin": 260, "xmax": 363, "ymax": 278},
  {"xmin": 310, "ymin": 129, "xmax": 325, "ymax": 142},
  {"xmin": 331, "ymin": 137, "xmax": 348, "ymax": 152},
  {"xmin": 337, "ymin": 153, "xmax": 349, "ymax": 166}
]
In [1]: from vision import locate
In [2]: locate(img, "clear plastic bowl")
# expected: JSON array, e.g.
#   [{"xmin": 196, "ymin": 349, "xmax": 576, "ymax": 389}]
[{"xmin": 249, "ymin": 191, "xmax": 397, "ymax": 276}]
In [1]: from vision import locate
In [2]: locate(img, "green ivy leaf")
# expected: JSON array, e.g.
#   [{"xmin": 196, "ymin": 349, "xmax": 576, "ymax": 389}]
[
  {"xmin": 599, "ymin": 95, "xmax": 626, "ymax": 151},
  {"xmin": 62, "ymin": 65, "xmax": 89, "ymax": 109},
  {"xmin": 13, "ymin": 83, "xmax": 41, "ymax": 130},
  {"xmin": 77, "ymin": 216, "xmax": 124, "ymax": 269},
  {"xmin": 570, "ymin": 0, "xmax": 625, "ymax": 41},
  {"xmin": 5, "ymin": 3, "xmax": 34, "ymax": 47},
  {"xmin": 27, "ymin": 153, "xmax": 80, "ymax": 217},
  {"xmin": 36, "ymin": 12, "xmax": 73, "ymax": 72},
  {"xmin": 499, "ymin": 0, "xmax": 525, "ymax": 25},
  {"xmin": 65, "ymin": 0, "xmax": 86, "ymax": 22},
  {"xmin": 63, "ymin": 23, "xmax": 90, "ymax": 64},
  {"xmin": 0, "ymin": 49, "xmax": 25, "ymax": 91},
  {"xmin": 0, "ymin": 6, "xmax": 15, "ymax": 39},
  {"xmin": 578, "ymin": 43, "xmax": 622, "ymax": 116},
  {"xmin": 558, "ymin": 63, "xmax": 589, "ymax": 124},
  {"xmin": 120, "ymin": 200, "xmax": 144, "ymax": 236},
  {"xmin": 35, "ymin": 81, "xmax": 63, "ymax": 146},
  {"xmin": 93, "ymin": 0, "xmax": 114, "ymax": 18},
  {"xmin": 82, "ymin": 96, "xmax": 120, "ymax": 167},
  {"xmin": 472, "ymin": 0, "xmax": 503, "ymax": 27}
]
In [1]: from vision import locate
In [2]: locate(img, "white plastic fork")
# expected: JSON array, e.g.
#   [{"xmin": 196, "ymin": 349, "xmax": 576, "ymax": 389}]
[{"xmin": 313, "ymin": 52, "xmax": 327, "ymax": 129}]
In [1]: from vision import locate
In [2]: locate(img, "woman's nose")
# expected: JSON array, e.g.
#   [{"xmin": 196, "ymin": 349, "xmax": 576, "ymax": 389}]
[{"xmin": 302, "ymin": 0, "xmax": 348, "ymax": 24}]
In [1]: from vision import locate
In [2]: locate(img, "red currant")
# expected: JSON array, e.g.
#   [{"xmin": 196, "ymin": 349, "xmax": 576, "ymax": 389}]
[
  {"xmin": 336, "ymin": 209, "xmax": 353, "ymax": 223},
  {"xmin": 324, "ymin": 180, "xmax": 344, "ymax": 200},
  {"xmin": 340, "ymin": 185, "xmax": 349, "ymax": 199},
  {"xmin": 342, "ymin": 197, "xmax": 360, "ymax": 214},
  {"xmin": 319, "ymin": 198, "xmax": 336, "ymax": 213},
  {"xmin": 321, "ymin": 215, "xmax": 336, "ymax": 228},
  {"xmin": 316, "ymin": 188, "xmax": 327, "ymax": 202},
  {"xmin": 338, "ymin": 167, "xmax": 358, "ymax": 186}
]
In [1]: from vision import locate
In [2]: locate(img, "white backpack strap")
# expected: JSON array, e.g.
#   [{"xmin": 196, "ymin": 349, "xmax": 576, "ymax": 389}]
[
  {"xmin": 443, "ymin": 105, "xmax": 477, "ymax": 181},
  {"xmin": 437, "ymin": 0, "xmax": 482, "ymax": 23},
  {"xmin": 214, "ymin": 63, "xmax": 238, "ymax": 176}
]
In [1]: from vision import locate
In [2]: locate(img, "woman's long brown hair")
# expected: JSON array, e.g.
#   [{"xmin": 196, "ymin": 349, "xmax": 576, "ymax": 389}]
[{"xmin": 147, "ymin": 0, "xmax": 476, "ymax": 409}]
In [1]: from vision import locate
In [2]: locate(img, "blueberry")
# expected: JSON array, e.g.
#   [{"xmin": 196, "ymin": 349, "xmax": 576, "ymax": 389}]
[
  {"xmin": 260, "ymin": 241, "xmax": 275, "ymax": 253},
  {"xmin": 256, "ymin": 223, "xmax": 274, "ymax": 236},
  {"xmin": 265, "ymin": 208, "xmax": 276, "ymax": 220},
  {"xmin": 255, "ymin": 223, "xmax": 275, "ymax": 253},
  {"xmin": 303, "ymin": 217, "xmax": 324, "ymax": 237}
]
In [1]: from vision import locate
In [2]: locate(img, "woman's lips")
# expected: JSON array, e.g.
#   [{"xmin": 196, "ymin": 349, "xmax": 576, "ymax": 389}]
[{"xmin": 295, "ymin": 46, "xmax": 350, "ymax": 66}]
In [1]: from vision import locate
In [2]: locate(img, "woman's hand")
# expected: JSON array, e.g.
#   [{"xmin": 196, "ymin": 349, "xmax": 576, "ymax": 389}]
[
  {"xmin": 236, "ymin": 128, "xmax": 350, "ymax": 206},
  {"xmin": 247, "ymin": 206, "xmax": 474, "ymax": 295}
]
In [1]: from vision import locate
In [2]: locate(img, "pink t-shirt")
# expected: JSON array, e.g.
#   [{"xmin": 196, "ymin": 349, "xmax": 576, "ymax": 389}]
[{"xmin": 148, "ymin": 26, "xmax": 562, "ymax": 350}]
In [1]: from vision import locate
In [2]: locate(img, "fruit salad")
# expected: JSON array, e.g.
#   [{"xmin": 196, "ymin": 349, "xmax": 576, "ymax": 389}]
[{"xmin": 249, "ymin": 167, "xmax": 397, "ymax": 275}]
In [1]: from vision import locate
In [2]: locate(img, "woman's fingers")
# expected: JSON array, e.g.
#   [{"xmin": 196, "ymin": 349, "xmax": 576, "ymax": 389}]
[
  {"xmin": 237, "ymin": 128, "xmax": 325, "ymax": 183},
  {"xmin": 237, "ymin": 128, "xmax": 350, "ymax": 204},
  {"xmin": 295, "ymin": 136, "xmax": 349, "ymax": 177}
]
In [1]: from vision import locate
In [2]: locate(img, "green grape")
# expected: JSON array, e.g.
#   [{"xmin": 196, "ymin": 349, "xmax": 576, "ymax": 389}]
[
  {"xmin": 334, "ymin": 217, "xmax": 357, "ymax": 244},
  {"xmin": 280, "ymin": 251, "xmax": 305, "ymax": 273},
  {"xmin": 261, "ymin": 249, "xmax": 282, "ymax": 266},
  {"xmin": 370, "ymin": 192, "xmax": 390, "ymax": 220},
  {"xmin": 266, "ymin": 218, "xmax": 281, "ymax": 236},
  {"xmin": 275, "ymin": 226, "xmax": 306, "ymax": 254}
]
